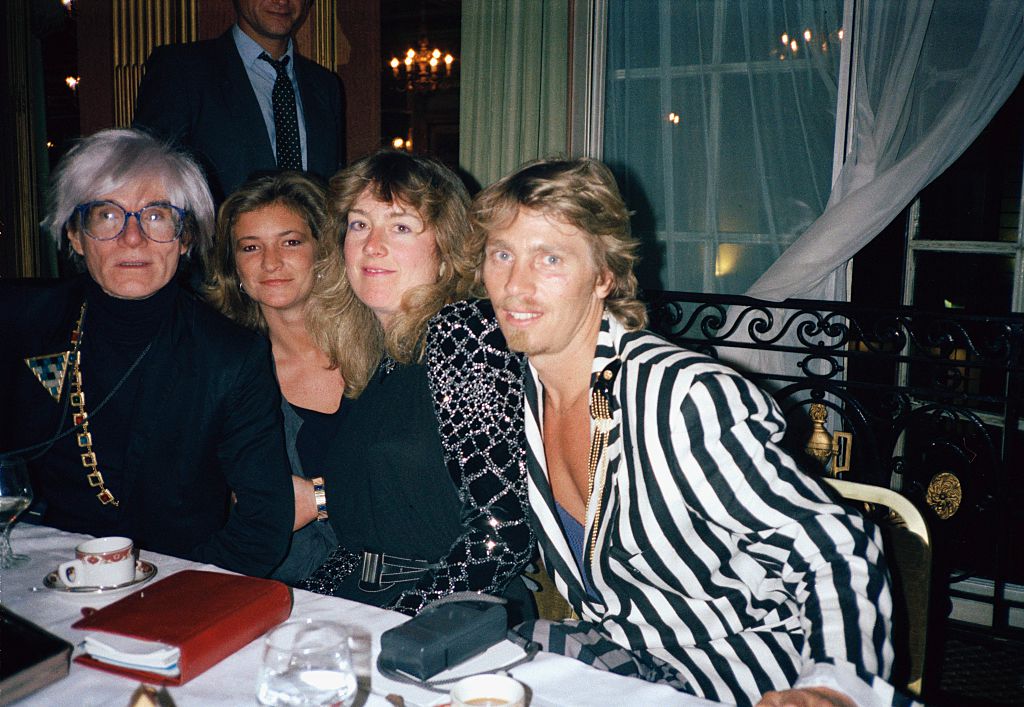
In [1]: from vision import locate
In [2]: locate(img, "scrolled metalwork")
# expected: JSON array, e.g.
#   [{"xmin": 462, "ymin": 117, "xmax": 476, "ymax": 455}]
[
  {"xmin": 794, "ymin": 311, "xmax": 851, "ymax": 350},
  {"xmin": 916, "ymin": 319, "xmax": 966, "ymax": 360},
  {"xmin": 860, "ymin": 315, "xmax": 910, "ymax": 355},
  {"xmin": 645, "ymin": 289, "xmax": 1022, "ymax": 629},
  {"xmin": 796, "ymin": 353, "xmax": 844, "ymax": 381},
  {"xmin": 695, "ymin": 303, "xmax": 731, "ymax": 339},
  {"xmin": 975, "ymin": 322, "xmax": 1016, "ymax": 359},
  {"xmin": 743, "ymin": 305, "xmax": 778, "ymax": 340},
  {"xmin": 877, "ymin": 391, "xmax": 913, "ymax": 422},
  {"xmin": 646, "ymin": 297, "xmax": 689, "ymax": 334}
]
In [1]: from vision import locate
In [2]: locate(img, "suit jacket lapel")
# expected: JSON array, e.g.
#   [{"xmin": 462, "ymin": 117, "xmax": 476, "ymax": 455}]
[
  {"xmin": 19, "ymin": 282, "xmax": 87, "ymax": 438},
  {"xmin": 214, "ymin": 31, "xmax": 276, "ymax": 168},
  {"xmin": 524, "ymin": 364, "xmax": 595, "ymax": 612},
  {"xmin": 587, "ymin": 316, "xmax": 622, "ymax": 589},
  {"xmin": 294, "ymin": 58, "xmax": 331, "ymax": 177}
]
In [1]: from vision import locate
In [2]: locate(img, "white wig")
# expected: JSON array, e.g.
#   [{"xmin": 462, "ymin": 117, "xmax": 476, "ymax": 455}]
[{"xmin": 45, "ymin": 128, "xmax": 215, "ymax": 268}]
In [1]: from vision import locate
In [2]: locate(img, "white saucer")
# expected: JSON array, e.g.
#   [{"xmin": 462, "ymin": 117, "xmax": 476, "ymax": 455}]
[{"xmin": 43, "ymin": 559, "xmax": 158, "ymax": 596}]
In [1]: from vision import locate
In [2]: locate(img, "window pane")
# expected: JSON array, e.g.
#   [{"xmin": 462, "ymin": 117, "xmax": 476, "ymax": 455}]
[
  {"xmin": 717, "ymin": 74, "xmax": 771, "ymax": 234},
  {"xmin": 664, "ymin": 242, "xmax": 708, "ymax": 293},
  {"xmin": 850, "ymin": 209, "xmax": 907, "ymax": 307},
  {"xmin": 611, "ymin": 0, "xmax": 660, "ymax": 69},
  {"xmin": 915, "ymin": 83, "xmax": 1023, "ymax": 243},
  {"xmin": 604, "ymin": 78, "xmax": 665, "ymax": 235},
  {"xmin": 720, "ymin": 0, "xmax": 843, "ymax": 65},
  {"xmin": 713, "ymin": 243, "xmax": 783, "ymax": 294},
  {"xmin": 911, "ymin": 252, "xmax": 1014, "ymax": 314},
  {"xmin": 604, "ymin": 0, "xmax": 841, "ymax": 293},
  {"xmin": 669, "ymin": 77, "xmax": 709, "ymax": 234},
  {"xmin": 669, "ymin": 1, "xmax": 710, "ymax": 67},
  {"xmin": 716, "ymin": 71, "xmax": 837, "ymax": 236}
]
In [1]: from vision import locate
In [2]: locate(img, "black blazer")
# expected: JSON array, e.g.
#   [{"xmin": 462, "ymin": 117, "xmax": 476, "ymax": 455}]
[
  {"xmin": 132, "ymin": 30, "xmax": 346, "ymax": 202},
  {"xmin": 0, "ymin": 277, "xmax": 294, "ymax": 577}
]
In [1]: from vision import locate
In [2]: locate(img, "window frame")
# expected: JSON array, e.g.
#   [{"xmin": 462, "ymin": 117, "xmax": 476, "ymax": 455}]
[{"xmin": 570, "ymin": 0, "xmax": 858, "ymax": 295}]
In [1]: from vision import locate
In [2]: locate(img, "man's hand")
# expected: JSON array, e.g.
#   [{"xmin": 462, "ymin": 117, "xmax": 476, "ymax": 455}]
[
  {"xmin": 757, "ymin": 687, "xmax": 856, "ymax": 707},
  {"xmin": 292, "ymin": 475, "xmax": 317, "ymax": 531}
]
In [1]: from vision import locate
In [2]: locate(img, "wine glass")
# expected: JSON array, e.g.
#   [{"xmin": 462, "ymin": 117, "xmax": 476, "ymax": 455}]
[
  {"xmin": 256, "ymin": 619, "xmax": 357, "ymax": 707},
  {"xmin": 0, "ymin": 456, "xmax": 33, "ymax": 569}
]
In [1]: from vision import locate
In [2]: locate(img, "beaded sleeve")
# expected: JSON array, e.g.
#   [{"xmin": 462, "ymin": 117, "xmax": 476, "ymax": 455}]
[{"xmin": 387, "ymin": 300, "xmax": 535, "ymax": 615}]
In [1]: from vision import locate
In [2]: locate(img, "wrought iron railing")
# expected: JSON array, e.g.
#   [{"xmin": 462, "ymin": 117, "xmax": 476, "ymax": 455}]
[{"xmin": 645, "ymin": 290, "xmax": 1024, "ymax": 638}]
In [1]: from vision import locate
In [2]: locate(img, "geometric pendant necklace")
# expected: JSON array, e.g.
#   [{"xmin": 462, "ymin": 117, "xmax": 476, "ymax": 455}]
[
  {"xmin": 23, "ymin": 300, "xmax": 153, "ymax": 507},
  {"xmin": 23, "ymin": 302, "xmax": 120, "ymax": 507},
  {"xmin": 66, "ymin": 302, "xmax": 119, "ymax": 506}
]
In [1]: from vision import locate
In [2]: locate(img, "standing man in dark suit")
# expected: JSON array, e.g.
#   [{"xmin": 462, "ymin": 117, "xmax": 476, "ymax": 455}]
[{"xmin": 133, "ymin": 0, "xmax": 345, "ymax": 204}]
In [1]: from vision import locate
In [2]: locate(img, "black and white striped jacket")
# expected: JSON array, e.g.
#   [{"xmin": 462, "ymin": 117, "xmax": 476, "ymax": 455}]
[{"xmin": 524, "ymin": 313, "xmax": 898, "ymax": 706}]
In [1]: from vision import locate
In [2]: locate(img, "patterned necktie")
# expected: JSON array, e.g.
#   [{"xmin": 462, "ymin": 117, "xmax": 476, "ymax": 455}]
[{"xmin": 258, "ymin": 52, "xmax": 302, "ymax": 171}]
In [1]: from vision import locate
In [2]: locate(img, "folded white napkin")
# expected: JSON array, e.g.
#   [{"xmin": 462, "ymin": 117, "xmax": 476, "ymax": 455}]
[{"xmin": 82, "ymin": 634, "xmax": 181, "ymax": 677}]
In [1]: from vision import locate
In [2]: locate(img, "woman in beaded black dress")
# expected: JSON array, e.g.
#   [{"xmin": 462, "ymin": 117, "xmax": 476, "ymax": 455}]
[{"xmin": 294, "ymin": 150, "xmax": 535, "ymax": 620}]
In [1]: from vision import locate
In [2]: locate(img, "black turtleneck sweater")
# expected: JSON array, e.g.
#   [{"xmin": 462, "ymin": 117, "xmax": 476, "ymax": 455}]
[
  {"xmin": 39, "ymin": 277, "xmax": 178, "ymax": 537},
  {"xmin": 0, "ymin": 273, "xmax": 293, "ymax": 576}
]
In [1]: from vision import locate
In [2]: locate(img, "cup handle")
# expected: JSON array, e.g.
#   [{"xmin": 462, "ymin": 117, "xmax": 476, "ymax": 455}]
[{"xmin": 58, "ymin": 559, "xmax": 85, "ymax": 587}]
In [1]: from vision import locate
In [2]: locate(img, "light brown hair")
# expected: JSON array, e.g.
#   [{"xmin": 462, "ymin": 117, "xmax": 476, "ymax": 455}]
[
  {"xmin": 465, "ymin": 157, "xmax": 647, "ymax": 330},
  {"xmin": 305, "ymin": 150, "xmax": 471, "ymax": 397}
]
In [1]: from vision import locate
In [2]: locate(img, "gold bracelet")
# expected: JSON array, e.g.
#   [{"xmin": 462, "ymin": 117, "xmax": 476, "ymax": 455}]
[{"xmin": 311, "ymin": 476, "xmax": 328, "ymax": 521}]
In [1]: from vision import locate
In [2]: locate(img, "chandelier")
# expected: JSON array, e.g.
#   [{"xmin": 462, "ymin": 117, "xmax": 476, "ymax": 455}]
[
  {"xmin": 389, "ymin": 37, "xmax": 456, "ymax": 93},
  {"xmin": 770, "ymin": 26, "xmax": 844, "ymax": 61}
]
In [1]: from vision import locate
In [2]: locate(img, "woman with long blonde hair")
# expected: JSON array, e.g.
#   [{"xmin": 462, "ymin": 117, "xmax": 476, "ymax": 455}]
[
  {"xmin": 295, "ymin": 150, "xmax": 534, "ymax": 619},
  {"xmin": 207, "ymin": 171, "xmax": 343, "ymax": 582}
]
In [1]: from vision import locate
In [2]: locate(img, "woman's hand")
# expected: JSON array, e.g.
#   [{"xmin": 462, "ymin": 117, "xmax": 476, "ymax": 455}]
[{"xmin": 292, "ymin": 475, "xmax": 319, "ymax": 531}]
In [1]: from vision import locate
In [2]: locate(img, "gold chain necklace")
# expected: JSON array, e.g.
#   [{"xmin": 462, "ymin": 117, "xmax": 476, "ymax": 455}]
[
  {"xmin": 585, "ymin": 365, "xmax": 617, "ymax": 561},
  {"xmin": 68, "ymin": 302, "xmax": 119, "ymax": 507}
]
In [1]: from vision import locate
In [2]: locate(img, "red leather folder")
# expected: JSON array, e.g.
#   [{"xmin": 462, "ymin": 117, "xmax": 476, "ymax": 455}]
[{"xmin": 71, "ymin": 569, "xmax": 293, "ymax": 685}]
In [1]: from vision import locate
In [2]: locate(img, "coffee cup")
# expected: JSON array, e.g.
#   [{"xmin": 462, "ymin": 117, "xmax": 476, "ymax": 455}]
[
  {"xmin": 58, "ymin": 536, "xmax": 135, "ymax": 587},
  {"xmin": 450, "ymin": 674, "xmax": 525, "ymax": 707}
]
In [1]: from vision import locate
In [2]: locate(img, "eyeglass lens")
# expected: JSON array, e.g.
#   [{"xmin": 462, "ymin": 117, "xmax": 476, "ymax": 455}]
[{"xmin": 83, "ymin": 202, "xmax": 182, "ymax": 243}]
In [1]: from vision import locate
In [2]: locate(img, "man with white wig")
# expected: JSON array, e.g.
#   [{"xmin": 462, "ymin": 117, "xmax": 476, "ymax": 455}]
[{"xmin": 0, "ymin": 128, "xmax": 293, "ymax": 577}]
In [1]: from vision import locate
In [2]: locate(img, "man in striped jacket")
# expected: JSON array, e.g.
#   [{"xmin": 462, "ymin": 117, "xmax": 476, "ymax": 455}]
[{"xmin": 468, "ymin": 158, "xmax": 905, "ymax": 707}]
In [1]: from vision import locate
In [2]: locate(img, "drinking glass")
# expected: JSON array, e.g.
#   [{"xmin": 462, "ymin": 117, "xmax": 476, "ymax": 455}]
[
  {"xmin": 256, "ymin": 619, "xmax": 357, "ymax": 707},
  {"xmin": 0, "ymin": 457, "xmax": 33, "ymax": 569}
]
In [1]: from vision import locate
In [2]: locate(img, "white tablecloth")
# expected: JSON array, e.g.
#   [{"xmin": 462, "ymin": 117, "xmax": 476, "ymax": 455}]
[{"xmin": 2, "ymin": 524, "xmax": 718, "ymax": 706}]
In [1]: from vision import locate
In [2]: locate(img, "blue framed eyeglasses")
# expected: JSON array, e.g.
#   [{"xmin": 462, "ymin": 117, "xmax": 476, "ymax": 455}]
[{"xmin": 72, "ymin": 201, "xmax": 188, "ymax": 243}]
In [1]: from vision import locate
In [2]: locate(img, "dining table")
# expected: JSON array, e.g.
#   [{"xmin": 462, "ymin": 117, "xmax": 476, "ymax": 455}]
[{"xmin": 2, "ymin": 524, "xmax": 720, "ymax": 706}]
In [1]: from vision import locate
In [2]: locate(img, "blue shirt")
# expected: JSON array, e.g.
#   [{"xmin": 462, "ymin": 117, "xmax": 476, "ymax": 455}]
[
  {"xmin": 554, "ymin": 500, "xmax": 598, "ymax": 599},
  {"xmin": 232, "ymin": 25, "xmax": 308, "ymax": 170}
]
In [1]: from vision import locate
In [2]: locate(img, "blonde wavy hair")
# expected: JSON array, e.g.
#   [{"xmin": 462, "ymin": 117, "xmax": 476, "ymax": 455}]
[
  {"xmin": 206, "ymin": 171, "xmax": 328, "ymax": 333},
  {"xmin": 463, "ymin": 157, "xmax": 647, "ymax": 331},
  {"xmin": 305, "ymin": 150, "xmax": 471, "ymax": 397}
]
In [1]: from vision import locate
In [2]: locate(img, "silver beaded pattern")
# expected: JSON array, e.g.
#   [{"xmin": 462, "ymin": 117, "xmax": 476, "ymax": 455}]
[{"xmin": 387, "ymin": 299, "xmax": 534, "ymax": 615}]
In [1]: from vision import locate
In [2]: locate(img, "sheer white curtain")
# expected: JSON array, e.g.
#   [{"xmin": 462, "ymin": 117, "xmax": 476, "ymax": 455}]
[
  {"xmin": 725, "ymin": 0, "xmax": 1024, "ymax": 378},
  {"xmin": 601, "ymin": 0, "xmax": 843, "ymax": 293},
  {"xmin": 746, "ymin": 0, "xmax": 1024, "ymax": 304}
]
